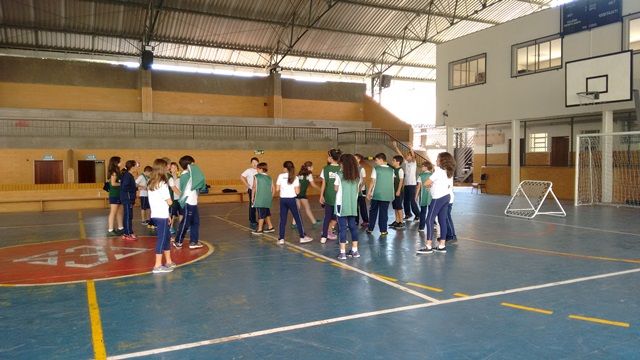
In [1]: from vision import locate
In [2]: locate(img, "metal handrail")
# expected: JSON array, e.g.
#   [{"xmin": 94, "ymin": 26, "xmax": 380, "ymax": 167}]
[
  {"xmin": 338, "ymin": 130, "xmax": 427, "ymax": 163},
  {"xmin": 0, "ymin": 119, "xmax": 339, "ymax": 142}
]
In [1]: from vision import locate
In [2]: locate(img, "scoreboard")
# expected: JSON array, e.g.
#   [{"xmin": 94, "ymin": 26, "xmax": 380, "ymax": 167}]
[{"xmin": 562, "ymin": 0, "xmax": 622, "ymax": 36}]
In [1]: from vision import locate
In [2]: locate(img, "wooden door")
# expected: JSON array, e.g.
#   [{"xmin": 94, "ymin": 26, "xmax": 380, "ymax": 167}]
[
  {"xmin": 551, "ymin": 136, "xmax": 569, "ymax": 167},
  {"xmin": 78, "ymin": 160, "xmax": 96, "ymax": 183},
  {"xmin": 34, "ymin": 160, "xmax": 63, "ymax": 184},
  {"xmin": 507, "ymin": 138, "xmax": 526, "ymax": 166}
]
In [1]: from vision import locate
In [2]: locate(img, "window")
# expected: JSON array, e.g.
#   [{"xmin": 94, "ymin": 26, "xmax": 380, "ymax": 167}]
[
  {"xmin": 448, "ymin": 54, "xmax": 486, "ymax": 89},
  {"xmin": 512, "ymin": 35, "xmax": 562, "ymax": 77},
  {"xmin": 529, "ymin": 133, "xmax": 548, "ymax": 152},
  {"xmin": 625, "ymin": 15, "xmax": 640, "ymax": 52}
]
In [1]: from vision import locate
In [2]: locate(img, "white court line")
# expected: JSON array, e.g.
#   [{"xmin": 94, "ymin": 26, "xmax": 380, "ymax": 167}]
[
  {"xmin": 108, "ymin": 266, "xmax": 640, "ymax": 359},
  {"xmin": 213, "ymin": 216, "xmax": 439, "ymax": 303},
  {"xmin": 470, "ymin": 212, "xmax": 640, "ymax": 237}
]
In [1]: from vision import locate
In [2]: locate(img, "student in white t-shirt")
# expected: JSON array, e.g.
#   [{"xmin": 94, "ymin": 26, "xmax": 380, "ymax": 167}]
[
  {"xmin": 241, "ymin": 157, "xmax": 259, "ymax": 228},
  {"xmin": 136, "ymin": 166, "xmax": 152, "ymax": 226},
  {"xmin": 417, "ymin": 152, "xmax": 456, "ymax": 255},
  {"xmin": 276, "ymin": 161, "xmax": 313, "ymax": 245},
  {"xmin": 148, "ymin": 158, "xmax": 175, "ymax": 274}
]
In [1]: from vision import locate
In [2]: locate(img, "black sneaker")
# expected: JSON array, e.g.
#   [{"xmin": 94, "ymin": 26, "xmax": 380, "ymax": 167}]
[
  {"xmin": 434, "ymin": 246, "xmax": 447, "ymax": 253},
  {"xmin": 403, "ymin": 216, "xmax": 411, "ymax": 221},
  {"xmin": 251, "ymin": 230, "xmax": 263, "ymax": 235},
  {"xmin": 394, "ymin": 222, "xmax": 405, "ymax": 229},
  {"xmin": 366, "ymin": 229, "xmax": 373, "ymax": 234},
  {"xmin": 416, "ymin": 247, "xmax": 433, "ymax": 254},
  {"xmin": 173, "ymin": 242, "xmax": 183, "ymax": 249},
  {"xmin": 388, "ymin": 221, "xmax": 398, "ymax": 228},
  {"xmin": 264, "ymin": 228, "xmax": 275, "ymax": 233}
]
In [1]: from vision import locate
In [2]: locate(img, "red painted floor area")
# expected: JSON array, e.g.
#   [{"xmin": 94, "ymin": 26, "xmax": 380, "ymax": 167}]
[{"xmin": 0, "ymin": 236, "xmax": 211, "ymax": 285}]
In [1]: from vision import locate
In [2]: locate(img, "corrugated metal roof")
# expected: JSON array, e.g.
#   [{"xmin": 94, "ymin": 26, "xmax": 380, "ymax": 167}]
[{"xmin": 0, "ymin": 0, "xmax": 555, "ymax": 80}]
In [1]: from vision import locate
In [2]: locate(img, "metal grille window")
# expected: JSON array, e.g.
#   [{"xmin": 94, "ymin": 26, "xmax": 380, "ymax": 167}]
[
  {"xmin": 448, "ymin": 54, "xmax": 486, "ymax": 90},
  {"xmin": 529, "ymin": 132, "xmax": 548, "ymax": 152},
  {"xmin": 512, "ymin": 35, "xmax": 561, "ymax": 77}
]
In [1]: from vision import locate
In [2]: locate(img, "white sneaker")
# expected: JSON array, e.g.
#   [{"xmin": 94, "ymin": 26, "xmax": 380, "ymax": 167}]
[
  {"xmin": 277, "ymin": 239, "xmax": 285, "ymax": 245},
  {"xmin": 300, "ymin": 236, "xmax": 313, "ymax": 244},
  {"xmin": 320, "ymin": 237, "xmax": 327, "ymax": 244}
]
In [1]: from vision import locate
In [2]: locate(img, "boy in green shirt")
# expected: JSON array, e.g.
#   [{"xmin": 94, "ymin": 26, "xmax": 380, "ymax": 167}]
[
  {"xmin": 366, "ymin": 153, "xmax": 395, "ymax": 235},
  {"xmin": 389, "ymin": 155, "xmax": 405, "ymax": 229},
  {"xmin": 251, "ymin": 162, "xmax": 275, "ymax": 235},
  {"xmin": 415, "ymin": 160, "xmax": 434, "ymax": 231}
]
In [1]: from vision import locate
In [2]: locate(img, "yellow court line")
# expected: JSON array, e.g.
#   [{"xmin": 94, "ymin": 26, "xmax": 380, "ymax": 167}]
[
  {"xmin": 501, "ymin": 302, "xmax": 553, "ymax": 315},
  {"xmin": 78, "ymin": 211, "xmax": 86, "ymax": 240},
  {"xmin": 373, "ymin": 274, "xmax": 398, "ymax": 282},
  {"xmin": 331, "ymin": 263, "xmax": 348, "ymax": 269},
  {"xmin": 302, "ymin": 253, "xmax": 314, "ymax": 258},
  {"xmin": 453, "ymin": 293, "xmax": 470, "ymax": 297},
  {"xmin": 86, "ymin": 280, "xmax": 107, "ymax": 360},
  {"xmin": 287, "ymin": 247, "xmax": 303, "ymax": 254},
  {"xmin": 314, "ymin": 258, "xmax": 327, "ymax": 263},
  {"xmin": 406, "ymin": 282, "xmax": 444, "ymax": 293},
  {"xmin": 460, "ymin": 236, "xmax": 640, "ymax": 265},
  {"xmin": 568, "ymin": 315, "xmax": 630, "ymax": 328}
]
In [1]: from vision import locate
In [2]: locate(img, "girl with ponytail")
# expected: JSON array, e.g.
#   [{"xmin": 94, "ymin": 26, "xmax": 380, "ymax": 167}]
[
  {"xmin": 276, "ymin": 161, "xmax": 313, "ymax": 245},
  {"xmin": 291, "ymin": 161, "xmax": 321, "ymax": 229}
]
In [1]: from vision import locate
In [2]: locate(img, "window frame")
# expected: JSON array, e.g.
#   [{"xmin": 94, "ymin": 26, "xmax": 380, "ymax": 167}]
[
  {"xmin": 511, "ymin": 34, "xmax": 563, "ymax": 78},
  {"xmin": 623, "ymin": 12, "xmax": 640, "ymax": 54},
  {"xmin": 448, "ymin": 53, "xmax": 487, "ymax": 90},
  {"xmin": 528, "ymin": 132, "xmax": 549, "ymax": 153}
]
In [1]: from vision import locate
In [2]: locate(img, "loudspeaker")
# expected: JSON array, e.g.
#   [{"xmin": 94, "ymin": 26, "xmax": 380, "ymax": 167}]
[
  {"xmin": 141, "ymin": 50, "xmax": 153, "ymax": 70},
  {"xmin": 380, "ymin": 75, "xmax": 392, "ymax": 88}
]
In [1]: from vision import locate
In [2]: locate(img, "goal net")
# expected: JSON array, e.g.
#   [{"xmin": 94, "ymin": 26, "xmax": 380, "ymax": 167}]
[
  {"xmin": 505, "ymin": 180, "xmax": 566, "ymax": 219},
  {"xmin": 575, "ymin": 131, "xmax": 640, "ymax": 207}
]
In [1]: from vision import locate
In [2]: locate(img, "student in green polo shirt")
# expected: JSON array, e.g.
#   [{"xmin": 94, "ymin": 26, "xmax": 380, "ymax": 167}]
[
  {"xmin": 251, "ymin": 162, "xmax": 275, "ymax": 235},
  {"xmin": 334, "ymin": 154, "xmax": 361, "ymax": 260},
  {"xmin": 366, "ymin": 153, "xmax": 394, "ymax": 235},
  {"xmin": 291, "ymin": 161, "xmax": 321, "ymax": 229},
  {"xmin": 319, "ymin": 148, "xmax": 342, "ymax": 243},
  {"xmin": 389, "ymin": 155, "xmax": 405, "ymax": 229},
  {"xmin": 415, "ymin": 160, "xmax": 434, "ymax": 232}
]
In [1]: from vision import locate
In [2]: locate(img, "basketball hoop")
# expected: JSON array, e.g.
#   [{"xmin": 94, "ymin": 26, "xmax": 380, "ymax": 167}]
[{"xmin": 576, "ymin": 91, "xmax": 600, "ymax": 106}]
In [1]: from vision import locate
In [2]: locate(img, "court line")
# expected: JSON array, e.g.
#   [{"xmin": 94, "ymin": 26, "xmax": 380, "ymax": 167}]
[
  {"xmin": 108, "ymin": 266, "xmax": 640, "ymax": 359},
  {"xmin": 406, "ymin": 282, "xmax": 444, "ymax": 293},
  {"xmin": 568, "ymin": 314, "xmax": 630, "ymax": 328},
  {"xmin": 453, "ymin": 292, "xmax": 470, "ymax": 297},
  {"xmin": 459, "ymin": 236, "xmax": 640, "ymax": 264},
  {"xmin": 470, "ymin": 212, "xmax": 640, "ymax": 238},
  {"xmin": 213, "ymin": 216, "xmax": 440, "ymax": 303},
  {"xmin": 501, "ymin": 302, "xmax": 553, "ymax": 315},
  {"xmin": 86, "ymin": 280, "xmax": 107, "ymax": 360}
]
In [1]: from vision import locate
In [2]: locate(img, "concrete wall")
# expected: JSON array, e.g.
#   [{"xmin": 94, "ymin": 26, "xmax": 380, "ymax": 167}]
[
  {"xmin": 0, "ymin": 56, "xmax": 369, "ymax": 125},
  {"xmin": 436, "ymin": 2, "xmax": 640, "ymax": 127}
]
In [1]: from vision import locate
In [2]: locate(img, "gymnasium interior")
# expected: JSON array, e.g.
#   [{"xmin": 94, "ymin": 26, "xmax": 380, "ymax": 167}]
[{"xmin": 1, "ymin": 0, "xmax": 639, "ymax": 359}]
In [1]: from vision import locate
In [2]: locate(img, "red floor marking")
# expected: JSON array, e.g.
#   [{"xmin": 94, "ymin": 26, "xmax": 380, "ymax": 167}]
[{"xmin": 0, "ymin": 237, "xmax": 210, "ymax": 285}]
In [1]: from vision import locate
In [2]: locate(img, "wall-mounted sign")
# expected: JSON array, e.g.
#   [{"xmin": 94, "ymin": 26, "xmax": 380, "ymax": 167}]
[
  {"xmin": 42, "ymin": 155, "xmax": 54, "ymax": 160},
  {"xmin": 562, "ymin": 0, "xmax": 622, "ymax": 36},
  {"xmin": 254, "ymin": 149, "xmax": 265, "ymax": 155},
  {"xmin": 86, "ymin": 154, "xmax": 97, "ymax": 161}
]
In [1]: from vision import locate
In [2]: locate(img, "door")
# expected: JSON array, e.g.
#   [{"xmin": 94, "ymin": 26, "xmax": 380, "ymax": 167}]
[
  {"xmin": 551, "ymin": 136, "xmax": 569, "ymax": 166},
  {"xmin": 507, "ymin": 139, "xmax": 526, "ymax": 166},
  {"xmin": 95, "ymin": 160, "xmax": 105, "ymax": 183},
  {"xmin": 35, "ymin": 160, "xmax": 63, "ymax": 184},
  {"xmin": 78, "ymin": 160, "xmax": 96, "ymax": 183}
]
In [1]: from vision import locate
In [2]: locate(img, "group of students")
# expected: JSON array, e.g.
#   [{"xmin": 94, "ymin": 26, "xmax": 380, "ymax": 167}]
[
  {"xmin": 242, "ymin": 146, "xmax": 457, "ymax": 259},
  {"xmin": 105, "ymin": 155, "xmax": 205, "ymax": 273}
]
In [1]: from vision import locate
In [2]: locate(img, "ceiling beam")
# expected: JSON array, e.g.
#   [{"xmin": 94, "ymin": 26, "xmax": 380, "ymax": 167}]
[
  {"xmin": 340, "ymin": 0, "xmax": 501, "ymax": 26},
  {"xmin": 92, "ymin": 0, "xmax": 439, "ymax": 44},
  {"xmin": 0, "ymin": 24, "xmax": 436, "ymax": 70}
]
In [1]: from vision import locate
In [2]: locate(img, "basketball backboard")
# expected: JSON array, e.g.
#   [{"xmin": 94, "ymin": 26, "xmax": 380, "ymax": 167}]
[{"xmin": 565, "ymin": 51, "xmax": 632, "ymax": 107}]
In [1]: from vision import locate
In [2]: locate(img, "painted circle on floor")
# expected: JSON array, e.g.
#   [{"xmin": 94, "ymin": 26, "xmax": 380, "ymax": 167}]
[{"xmin": 0, "ymin": 237, "xmax": 213, "ymax": 286}]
